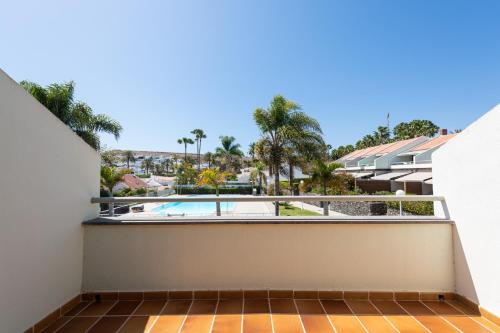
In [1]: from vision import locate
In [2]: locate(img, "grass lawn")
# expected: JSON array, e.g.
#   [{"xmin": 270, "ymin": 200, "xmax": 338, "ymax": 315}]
[{"xmin": 279, "ymin": 203, "xmax": 321, "ymax": 216}]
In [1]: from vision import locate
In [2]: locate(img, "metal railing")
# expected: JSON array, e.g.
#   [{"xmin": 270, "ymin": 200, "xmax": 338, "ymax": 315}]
[{"xmin": 91, "ymin": 195, "xmax": 448, "ymax": 219}]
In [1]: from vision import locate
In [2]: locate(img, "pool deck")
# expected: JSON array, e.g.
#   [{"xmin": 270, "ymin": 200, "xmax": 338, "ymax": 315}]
[{"xmin": 118, "ymin": 195, "xmax": 336, "ymax": 218}]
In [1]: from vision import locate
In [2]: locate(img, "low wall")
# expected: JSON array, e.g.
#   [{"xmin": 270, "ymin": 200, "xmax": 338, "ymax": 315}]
[
  {"xmin": 83, "ymin": 222, "xmax": 454, "ymax": 292},
  {"xmin": 356, "ymin": 179, "xmax": 391, "ymax": 193}
]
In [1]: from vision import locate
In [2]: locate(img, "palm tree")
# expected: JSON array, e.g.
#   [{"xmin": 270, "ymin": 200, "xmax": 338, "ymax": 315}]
[
  {"xmin": 101, "ymin": 149, "xmax": 119, "ymax": 167},
  {"xmin": 122, "ymin": 150, "xmax": 135, "ymax": 169},
  {"xmin": 191, "ymin": 129, "xmax": 207, "ymax": 170},
  {"xmin": 248, "ymin": 142, "xmax": 256, "ymax": 160},
  {"xmin": 20, "ymin": 80, "xmax": 122, "ymax": 150},
  {"xmin": 253, "ymin": 95, "xmax": 324, "ymax": 215},
  {"xmin": 204, "ymin": 152, "xmax": 216, "ymax": 168},
  {"xmin": 100, "ymin": 166, "xmax": 128, "ymax": 215},
  {"xmin": 172, "ymin": 154, "xmax": 180, "ymax": 171},
  {"xmin": 215, "ymin": 136, "xmax": 244, "ymax": 171},
  {"xmin": 250, "ymin": 161, "xmax": 267, "ymax": 194},
  {"xmin": 154, "ymin": 163, "xmax": 165, "ymax": 175},
  {"xmin": 305, "ymin": 160, "xmax": 343, "ymax": 215},
  {"xmin": 177, "ymin": 137, "xmax": 194, "ymax": 161},
  {"xmin": 141, "ymin": 157, "xmax": 154, "ymax": 175},
  {"xmin": 161, "ymin": 158, "xmax": 172, "ymax": 173},
  {"xmin": 100, "ymin": 166, "xmax": 128, "ymax": 195},
  {"xmin": 197, "ymin": 168, "xmax": 230, "ymax": 216}
]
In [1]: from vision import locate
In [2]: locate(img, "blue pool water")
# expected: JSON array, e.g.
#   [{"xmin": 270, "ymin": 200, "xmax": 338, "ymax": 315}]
[{"xmin": 152, "ymin": 195, "xmax": 236, "ymax": 216}]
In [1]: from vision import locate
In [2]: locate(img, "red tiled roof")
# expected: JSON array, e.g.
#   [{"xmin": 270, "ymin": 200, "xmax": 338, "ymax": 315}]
[
  {"xmin": 410, "ymin": 134, "xmax": 457, "ymax": 152},
  {"xmin": 376, "ymin": 136, "xmax": 425, "ymax": 155},
  {"xmin": 122, "ymin": 174, "xmax": 147, "ymax": 189},
  {"xmin": 341, "ymin": 137, "xmax": 425, "ymax": 161}
]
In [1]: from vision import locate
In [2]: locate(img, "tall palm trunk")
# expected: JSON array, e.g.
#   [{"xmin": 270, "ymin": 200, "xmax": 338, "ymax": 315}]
[
  {"xmin": 274, "ymin": 164, "xmax": 280, "ymax": 216},
  {"xmin": 322, "ymin": 181, "xmax": 329, "ymax": 216},
  {"xmin": 289, "ymin": 163, "xmax": 294, "ymax": 196},
  {"xmin": 184, "ymin": 144, "xmax": 187, "ymax": 161},
  {"xmin": 197, "ymin": 140, "xmax": 201, "ymax": 170},
  {"xmin": 258, "ymin": 175, "xmax": 262, "ymax": 195}
]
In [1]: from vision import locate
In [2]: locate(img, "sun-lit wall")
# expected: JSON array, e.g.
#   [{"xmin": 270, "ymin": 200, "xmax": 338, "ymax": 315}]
[
  {"xmin": 0, "ymin": 69, "xmax": 100, "ymax": 333},
  {"xmin": 433, "ymin": 104, "xmax": 500, "ymax": 315},
  {"xmin": 83, "ymin": 223, "xmax": 454, "ymax": 292}
]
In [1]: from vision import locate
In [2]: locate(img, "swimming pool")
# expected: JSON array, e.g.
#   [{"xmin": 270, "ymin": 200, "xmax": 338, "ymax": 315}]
[{"xmin": 151, "ymin": 195, "xmax": 236, "ymax": 216}]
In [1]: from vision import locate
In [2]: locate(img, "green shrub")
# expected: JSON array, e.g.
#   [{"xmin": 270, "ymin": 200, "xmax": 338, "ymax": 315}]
[
  {"xmin": 177, "ymin": 186, "xmax": 254, "ymax": 195},
  {"xmin": 113, "ymin": 187, "xmax": 147, "ymax": 197},
  {"xmin": 373, "ymin": 191, "xmax": 434, "ymax": 215},
  {"xmin": 136, "ymin": 173, "xmax": 150, "ymax": 178}
]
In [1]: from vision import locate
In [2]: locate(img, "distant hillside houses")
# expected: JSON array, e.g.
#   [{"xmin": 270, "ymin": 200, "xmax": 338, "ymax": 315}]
[
  {"xmin": 335, "ymin": 129, "xmax": 456, "ymax": 194},
  {"xmin": 112, "ymin": 150, "xmax": 197, "ymax": 174}
]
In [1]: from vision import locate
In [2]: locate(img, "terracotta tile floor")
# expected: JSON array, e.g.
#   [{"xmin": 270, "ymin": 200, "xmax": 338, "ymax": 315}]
[{"xmin": 42, "ymin": 299, "xmax": 500, "ymax": 333}]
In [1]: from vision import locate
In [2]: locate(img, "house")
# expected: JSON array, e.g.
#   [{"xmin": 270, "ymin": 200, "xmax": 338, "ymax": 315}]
[
  {"xmin": 336, "ymin": 130, "xmax": 456, "ymax": 194},
  {"xmin": 112, "ymin": 174, "xmax": 147, "ymax": 192}
]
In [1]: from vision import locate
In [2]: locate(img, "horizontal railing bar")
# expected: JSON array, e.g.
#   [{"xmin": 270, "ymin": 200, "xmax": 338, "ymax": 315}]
[{"xmin": 91, "ymin": 195, "xmax": 444, "ymax": 204}]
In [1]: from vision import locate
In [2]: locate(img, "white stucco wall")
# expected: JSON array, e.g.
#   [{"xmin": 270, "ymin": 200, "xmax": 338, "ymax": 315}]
[
  {"xmin": 433, "ymin": 104, "xmax": 500, "ymax": 315},
  {"xmin": 83, "ymin": 223, "xmax": 454, "ymax": 292},
  {"xmin": 0, "ymin": 69, "xmax": 100, "ymax": 332}
]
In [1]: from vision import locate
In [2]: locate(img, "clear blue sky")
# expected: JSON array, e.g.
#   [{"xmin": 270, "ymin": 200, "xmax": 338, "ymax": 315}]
[{"xmin": 2, "ymin": 0, "xmax": 499, "ymax": 153}]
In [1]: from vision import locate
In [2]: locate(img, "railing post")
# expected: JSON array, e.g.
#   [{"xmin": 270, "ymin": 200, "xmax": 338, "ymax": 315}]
[
  {"xmin": 275, "ymin": 200, "xmax": 279, "ymax": 216},
  {"xmin": 216, "ymin": 202, "xmax": 221, "ymax": 216},
  {"xmin": 323, "ymin": 201, "xmax": 329, "ymax": 216},
  {"xmin": 108, "ymin": 202, "xmax": 114, "ymax": 217}
]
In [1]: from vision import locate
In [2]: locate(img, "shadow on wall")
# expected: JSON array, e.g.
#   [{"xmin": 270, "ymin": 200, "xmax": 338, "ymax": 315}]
[{"xmin": 452, "ymin": 225, "xmax": 478, "ymax": 304}]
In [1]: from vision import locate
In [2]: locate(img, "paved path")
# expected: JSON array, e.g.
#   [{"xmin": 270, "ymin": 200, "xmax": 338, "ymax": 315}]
[{"xmin": 289, "ymin": 201, "xmax": 347, "ymax": 216}]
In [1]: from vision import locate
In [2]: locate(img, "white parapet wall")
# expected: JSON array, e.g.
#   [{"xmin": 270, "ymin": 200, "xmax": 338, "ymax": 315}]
[
  {"xmin": 83, "ymin": 223, "xmax": 454, "ymax": 292},
  {"xmin": 433, "ymin": 104, "xmax": 500, "ymax": 316},
  {"xmin": 0, "ymin": 69, "xmax": 100, "ymax": 332}
]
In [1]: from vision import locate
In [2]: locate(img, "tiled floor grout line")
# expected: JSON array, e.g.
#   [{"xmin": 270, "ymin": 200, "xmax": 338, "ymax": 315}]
[
  {"xmin": 145, "ymin": 300, "xmax": 170, "ymax": 333},
  {"xmin": 129, "ymin": 300, "xmax": 145, "ymax": 316},
  {"xmin": 317, "ymin": 299, "xmax": 337, "ymax": 333},
  {"xmin": 208, "ymin": 299, "xmax": 219, "ymax": 333},
  {"xmin": 267, "ymin": 297, "xmax": 276, "ymax": 333},
  {"xmin": 343, "ymin": 299, "xmax": 370, "ymax": 333},
  {"xmin": 368, "ymin": 299, "xmax": 401, "ymax": 333},
  {"xmin": 83, "ymin": 300, "xmax": 119, "ymax": 333},
  {"xmin": 419, "ymin": 301, "xmax": 465, "ymax": 333},
  {"xmin": 114, "ymin": 300, "xmax": 144, "ymax": 333},
  {"xmin": 240, "ymin": 297, "xmax": 244, "ymax": 333},
  {"xmin": 72, "ymin": 301, "xmax": 93, "ymax": 317},
  {"xmin": 291, "ymin": 298, "xmax": 308, "ymax": 333},
  {"xmin": 52, "ymin": 300, "xmax": 115, "ymax": 333},
  {"xmin": 393, "ymin": 300, "xmax": 431, "ymax": 333},
  {"xmin": 176, "ymin": 300, "xmax": 194, "ymax": 333},
  {"xmin": 444, "ymin": 301, "xmax": 496, "ymax": 333}
]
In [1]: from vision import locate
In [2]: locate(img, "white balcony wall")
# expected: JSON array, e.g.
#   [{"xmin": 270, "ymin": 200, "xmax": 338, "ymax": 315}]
[
  {"xmin": 433, "ymin": 104, "xmax": 500, "ymax": 315},
  {"xmin": 414, "ymin": 146, "xmax": 439, "ymax": 164},
  {"xmin": 0, "ymin": 69, "xmax": 100, "ymax": 333},
  {"xmin": 83, "ymin": 223, "xmax": 454, "ymax": 292}
]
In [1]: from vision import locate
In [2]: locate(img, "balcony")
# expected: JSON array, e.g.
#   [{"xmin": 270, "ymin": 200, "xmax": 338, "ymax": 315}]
[
  {"xmin": 16, "ymin": 195, "xmax": 493, "ymax": 333},
  {"xmin": 1, "ymin": 70, "xmax": 499, "ymax": 333},
  {"xmin": 32, "ymin": 293, "xmax": 495, "ymax": 333}
]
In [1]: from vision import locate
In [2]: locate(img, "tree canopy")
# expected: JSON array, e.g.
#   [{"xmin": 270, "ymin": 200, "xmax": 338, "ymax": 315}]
[
  {"xmin": 20, "ymin": 80, "xmax": 122, "ymax": 150},
  {"xmin": 393, "ymin": 120, "xmax": 439, "ymax": 140}
]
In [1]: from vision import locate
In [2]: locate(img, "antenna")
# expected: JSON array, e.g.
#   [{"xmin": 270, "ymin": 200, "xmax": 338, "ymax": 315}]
[{"xmin": 387, "ymin": 113, "xmax": 390, "ymax": 137}]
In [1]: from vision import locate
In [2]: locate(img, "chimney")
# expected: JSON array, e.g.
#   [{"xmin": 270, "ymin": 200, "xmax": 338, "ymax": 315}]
[{"xmin": 439, "ymin": 128, "xmax": 448, "ymax": 136}]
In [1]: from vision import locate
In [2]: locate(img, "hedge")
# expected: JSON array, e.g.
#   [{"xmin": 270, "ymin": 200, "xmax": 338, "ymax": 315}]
[
  {"xmin": 374, "ymin": 191, "xmax": 434, "ymax": 215},
  {"xmin": 176, "ymin": 186, "xmax": 255, "ymax": 195}
]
